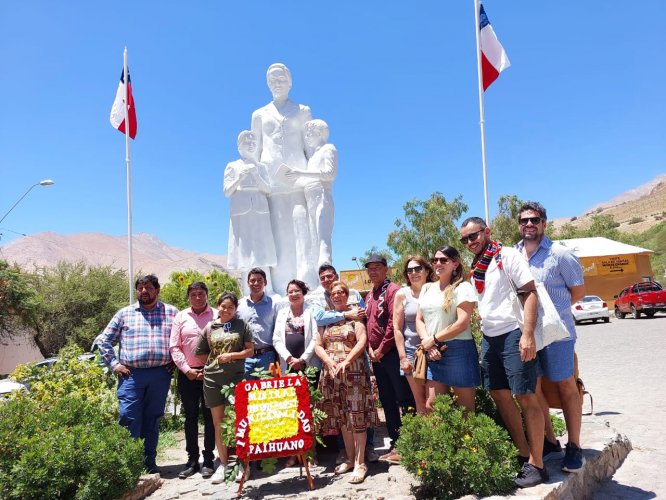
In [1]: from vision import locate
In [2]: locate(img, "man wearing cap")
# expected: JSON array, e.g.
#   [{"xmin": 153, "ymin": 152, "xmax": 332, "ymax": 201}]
[{"xmin": 364, "ymin": 255, "xmax": 415, "ymax": 464}]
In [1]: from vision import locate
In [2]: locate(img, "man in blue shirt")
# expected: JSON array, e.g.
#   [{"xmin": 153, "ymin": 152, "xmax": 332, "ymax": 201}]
[
  {"xmin": 236, "ymin": 268, "xmax": 279, "ymax": 379},
  {"xmin": 516, "ymin": 202, "xmax": 585, "ymax": 473}
]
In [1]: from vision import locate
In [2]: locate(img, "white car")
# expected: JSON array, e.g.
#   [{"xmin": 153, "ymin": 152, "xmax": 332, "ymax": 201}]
[
  {"xmin": 572, "ymin": 295, "xmax": 610, "ymax": 325},
  {"xmin": 0, "ymin": 379, "xmax": 27, "ymax": 400}
]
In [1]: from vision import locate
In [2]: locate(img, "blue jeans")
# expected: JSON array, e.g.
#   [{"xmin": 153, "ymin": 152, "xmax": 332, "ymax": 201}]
[
  {"xmin": 244, "ymin": 350, "xmax": 277, "ymax": 379},
  {"xmin": 117, "ymin": 366, "xmax": 172, "ymax": 467}
]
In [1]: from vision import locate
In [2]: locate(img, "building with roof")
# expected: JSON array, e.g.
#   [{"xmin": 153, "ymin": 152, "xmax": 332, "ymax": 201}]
[{"xmin": 556, "ymin": 237, "xmax": 655, "ymax": 303}]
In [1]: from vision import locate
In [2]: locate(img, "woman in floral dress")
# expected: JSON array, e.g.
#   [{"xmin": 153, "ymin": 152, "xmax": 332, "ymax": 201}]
[{"xmin": 315, "ymin": 281, "xmax": 378, "ymax": 484}]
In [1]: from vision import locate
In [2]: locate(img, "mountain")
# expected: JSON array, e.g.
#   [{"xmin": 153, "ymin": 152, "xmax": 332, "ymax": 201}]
[
  {"xmin": 550, "ymin": 174, "xmax": 666, "ymax": 234},
  {"xmin": 0, "ymin": 232, "xmax": 229, "ymax": 282}
]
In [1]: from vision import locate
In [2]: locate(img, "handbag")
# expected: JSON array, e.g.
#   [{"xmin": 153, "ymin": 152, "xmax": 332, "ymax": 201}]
[
  {"xmin": 413, "ymin": 344, "xmax": 448, "ymax": 384},
  {"xmin": 541, "ymin": 353, "xmax": 593, "ymax": 415},
  {"xmin": 497, "ymin": 253, "xmax": 570, "ymax": 351},
  {"xmin": 412, "ymin": 346, "xmax": 428, "ymax": 384}
]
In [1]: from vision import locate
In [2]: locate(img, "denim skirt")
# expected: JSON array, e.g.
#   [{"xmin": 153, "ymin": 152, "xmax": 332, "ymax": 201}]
[{"xmin": 426, "ymin": 339, "xmax": 480, "ymax": 388}]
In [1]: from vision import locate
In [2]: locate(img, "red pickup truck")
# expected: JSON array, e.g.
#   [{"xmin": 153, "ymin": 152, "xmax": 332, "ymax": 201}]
[{"xmin": 614, "ymin": 281, "xmax": 666, "ymax": 319}]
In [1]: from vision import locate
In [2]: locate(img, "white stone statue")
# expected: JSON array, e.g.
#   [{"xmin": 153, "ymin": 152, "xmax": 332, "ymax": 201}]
[
  {"xmin": 251, "ymin": 63, "xmax": 316, "ymax": 292},
  {"xmin": 287, "ymin": 119, "xmax": 337, "ymax": 269},
  {"xmin": 223, "ymin": 130, "xmax": 277, "ymax": 291}
]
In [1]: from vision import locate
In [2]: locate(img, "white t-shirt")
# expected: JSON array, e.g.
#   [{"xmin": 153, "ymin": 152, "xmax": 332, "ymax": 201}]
[
  {"xmin": 476, "ymin": 247, "xmax": 535, "ymax": 337},
  {"xmin": 419, "ymin": 281, "xmax": 477, "ymax": 341}
]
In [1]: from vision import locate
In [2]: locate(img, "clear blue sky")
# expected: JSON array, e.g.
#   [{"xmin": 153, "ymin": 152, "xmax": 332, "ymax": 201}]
[{"xmin": 1, "ymin": 1, "xmax": 664, "ymax": 271}]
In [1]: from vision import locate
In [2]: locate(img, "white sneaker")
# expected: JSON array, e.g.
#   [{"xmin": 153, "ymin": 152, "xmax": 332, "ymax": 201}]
[{"xmin": 210, "ymin": 464, "xmax": 227, "ymax": 484}]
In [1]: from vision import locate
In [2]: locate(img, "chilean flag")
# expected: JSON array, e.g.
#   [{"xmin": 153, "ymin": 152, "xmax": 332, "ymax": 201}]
[
  {"xmin": 109, "ymin": 69, "xmax": 137, "ymax": 139},
  {"xmin": 479, "ymin": 3, "xmax": 510, "ymax": 90}
]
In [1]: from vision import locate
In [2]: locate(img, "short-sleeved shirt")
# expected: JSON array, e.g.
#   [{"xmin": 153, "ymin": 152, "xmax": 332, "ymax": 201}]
[
  {"xmin": 196, "ymin": 317, "xmax": 252, "ymax": 379},
  {"xmin": 516, "ymin": 236, "xmax": 584, "ymax": 340},
  {"xmin": 476, "ymin": 247, "xmax": 535, "ymax": 337},
  {"xmin": 419, "ymin": 281, "xmax": 477, "ymax": 341},
  {"xmin": 236, "ymin": 293, "xmax": 278, "ymax": 349}
]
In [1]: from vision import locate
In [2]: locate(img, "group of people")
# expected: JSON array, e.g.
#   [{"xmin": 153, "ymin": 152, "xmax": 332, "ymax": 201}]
[{"xmin": 97, "ymin": 200, "xmax": 586, "ymax": 489}]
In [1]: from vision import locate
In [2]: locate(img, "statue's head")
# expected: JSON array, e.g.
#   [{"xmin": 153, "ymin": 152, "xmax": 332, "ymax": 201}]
[
  {"xmin": 266, "ymin": 63, "xmax": 292, "ymax": 101},
  {"xmin": 304, "ymin": 119, "xmax": 330, "ymax": 148},
  {"xmin": 237, "ymin": 130, "xmax": 257, "ymax": 160}
]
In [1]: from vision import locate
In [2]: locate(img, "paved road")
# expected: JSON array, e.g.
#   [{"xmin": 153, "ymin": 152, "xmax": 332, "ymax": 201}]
[{"xmin": 575, "ymin": 313, "xmax": 666, "ymax": 499}]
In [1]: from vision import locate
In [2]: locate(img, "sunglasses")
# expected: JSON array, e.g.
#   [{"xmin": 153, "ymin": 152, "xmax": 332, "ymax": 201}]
[
  {"xmin": 459, "ymin": 229, "xmax": 484, "ymax": 245},
  {"xmin": 406, "ymin": 265, "xmax": 423, "ymax": 274},
  {"xmin": 431, "ymin": 257, "xmax": 451, "ymax": 265},
  {"xmin": 519, "ymin": 216, "xmax": 543, "ymax": 225}
]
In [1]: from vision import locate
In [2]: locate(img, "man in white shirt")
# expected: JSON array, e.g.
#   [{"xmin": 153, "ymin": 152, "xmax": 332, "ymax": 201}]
[{"xmin": 460, "ymin": 217, "xmax": 547, "ymax": 488}]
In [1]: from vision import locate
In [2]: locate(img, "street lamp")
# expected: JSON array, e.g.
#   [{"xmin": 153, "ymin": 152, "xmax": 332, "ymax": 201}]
[
  {"xmin": 0, "ymin": 179, "xmax": 55, "ymax": 225},
  {"xmin": 351, "ymin": 256, "xmax": 363, "ymax": 270}
]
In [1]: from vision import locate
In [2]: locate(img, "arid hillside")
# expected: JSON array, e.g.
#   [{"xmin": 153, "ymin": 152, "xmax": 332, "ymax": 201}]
[
  {"xmin": 551, "ymin": 174, "xmax": 666, "ymax": 234},
  {"xmin": 0, "ymin": 232, "xmax": 229, "ymax": 282}
]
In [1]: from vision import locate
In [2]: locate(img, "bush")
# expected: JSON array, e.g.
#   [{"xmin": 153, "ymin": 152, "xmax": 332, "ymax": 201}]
[
  {"xmin": 0, "ymin": 395, "xmax": 144, "ymax": 500},
  {"xmin": 2, "ymin": 345, "xmax": 144, "ymax": 499},
  {"xmin": 11, "ymin": 345, "xmax": 118, "ymax": 416},
  {"xmin": 396, "ymin": 396, "xmax": 517, "ymax": 499}
]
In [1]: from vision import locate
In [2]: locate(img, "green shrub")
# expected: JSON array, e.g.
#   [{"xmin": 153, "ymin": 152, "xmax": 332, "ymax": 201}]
[
  {"xmin": 0, "ymin": 395, "xmax": 144, "ymax": 500},
  {"xmin": 396, "ymin": 396, "xmax": 517, "ymax": 499},
  {"xmin": 2, "ymin": 345, "xmax": 144, "ymax": 499}
]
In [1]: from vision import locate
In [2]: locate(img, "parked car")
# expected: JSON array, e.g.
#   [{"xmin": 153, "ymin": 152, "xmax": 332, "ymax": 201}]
[
  {"xmin": 572, "ymin": 295, "xmax": 610, "ymax": 324},
  {"xmin": 0, "ymin": 378, "xmax": 27, "ymax": 401},
  {"xmin": 614, "ymin": 281, "xmax": 666, "ymax": 319}
]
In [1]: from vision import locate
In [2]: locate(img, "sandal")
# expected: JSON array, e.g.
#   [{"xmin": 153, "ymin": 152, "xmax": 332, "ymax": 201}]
[
  {"xmin": 334, "ymin": 461, "xmax": 353, "ymax": 475},
  {"xmin": 349, "ymin": 464, "xmax": 368, "ymax": 484}
]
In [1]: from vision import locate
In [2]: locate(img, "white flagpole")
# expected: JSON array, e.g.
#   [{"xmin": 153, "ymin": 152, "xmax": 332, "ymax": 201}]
[
  {"xmin": 474, "ymin": 0, "xmax": 491, "ymax": 224},
  {"xmin": 123, "ymin": 47, "xmax": 135, "ymax": 304}
]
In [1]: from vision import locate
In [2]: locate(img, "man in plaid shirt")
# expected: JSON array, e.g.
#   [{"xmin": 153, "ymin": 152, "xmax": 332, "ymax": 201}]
[{"xmin": 99, "ymin": 274, "xmax": 178, "ymax": 474}]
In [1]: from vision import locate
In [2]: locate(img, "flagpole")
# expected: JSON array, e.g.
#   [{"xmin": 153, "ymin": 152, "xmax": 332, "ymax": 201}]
[
  {"xmin": 474, "ymin": 0, "xmax": 491, "ymax": 224},
  {"xmin": 123, "ymin": 47, "xmax": 135, "ymax": 304}
]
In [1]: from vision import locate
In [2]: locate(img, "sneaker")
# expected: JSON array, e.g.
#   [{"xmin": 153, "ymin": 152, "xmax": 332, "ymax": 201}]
[
  {"xmin": 543, "ymin": 438, "xmax": 565, "ymax": 461},
  {"xmin": 210, "ymin": 464, "xmax": 227, "ymax": 484},
  {"xmin": 515, "ymin": 463, "xmax": 549, "ymax": 488},
  {"xmin": 561, "ymin": 442, "xmax": 585, "ymax": 473},
  {"xmin": 365, "ymin": 446, "xmax": 379, "ymax": 463},
  {"xmin": 201, "ymin": 460, "xmax": 215, "ymax": 479}
]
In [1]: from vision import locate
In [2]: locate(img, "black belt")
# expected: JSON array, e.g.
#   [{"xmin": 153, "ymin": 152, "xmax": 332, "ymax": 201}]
[{"xmin": 254, "ymin": 346, "xmax": 274, "ymax": 355}]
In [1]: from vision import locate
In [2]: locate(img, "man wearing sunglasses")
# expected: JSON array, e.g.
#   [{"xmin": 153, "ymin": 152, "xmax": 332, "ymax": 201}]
[
  {"xmin": 516, "ymin": 202, "xmax": 585, "ymax": 474},
  {"xmin": 460, "ymin": 217, "xmax": 547, "ymax": 488}
]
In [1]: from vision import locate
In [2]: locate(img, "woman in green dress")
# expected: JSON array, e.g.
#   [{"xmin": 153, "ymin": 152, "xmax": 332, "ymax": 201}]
[{"xmin": 196, "ymin": 292, "xmax": 254, "ymax": 483}]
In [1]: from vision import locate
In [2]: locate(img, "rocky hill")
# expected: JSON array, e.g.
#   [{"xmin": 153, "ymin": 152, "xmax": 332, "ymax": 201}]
[
  {"xmin": 0, "ymin": 232, "xmax": 229, "ymax": 283},
  {"xmin": 550, "ymin": 174, "xmax": 666, "ymax": 234}
]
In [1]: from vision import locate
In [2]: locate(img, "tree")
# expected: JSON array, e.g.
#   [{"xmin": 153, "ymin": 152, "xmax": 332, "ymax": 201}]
[
  {"xmin": 587, "ymin": 214, "xmax": 621, "ymax": 240},
  {"xmin": 387, "ymin": 193, "xmax": 468, "ymax": 263},
  {"xmin": 31, "ymin": 262, "xmax": 129, "ymax": 357},
  {"xmin": 490, "ymin": 194, "xmax": 524, "ymax": 245},
  {"xmin": 0, "ymin": 260, "xmax": 39, "ymax": 338},
  {"xmin": 159, "ymin": 269, "xmax": 241, "ymax": 310}
]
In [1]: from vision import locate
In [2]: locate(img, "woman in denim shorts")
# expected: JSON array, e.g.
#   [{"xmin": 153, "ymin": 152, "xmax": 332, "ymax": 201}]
[
  {"xmin": 417, "ymin": 246, "xmax": 480, "ymax": 414},
  {"xmin": 394, "ymin": 255, "xmax": 435, "ymax": 414}
]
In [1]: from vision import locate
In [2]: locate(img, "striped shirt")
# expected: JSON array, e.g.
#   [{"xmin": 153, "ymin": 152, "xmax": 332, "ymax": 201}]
[
  {"xmin": 99, "ymin": 301, "xmax": 179, "ymax": 369},
  {"xmin": 516, "ymin": 236, "xmax": 584, "ymax": 340}
]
